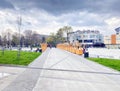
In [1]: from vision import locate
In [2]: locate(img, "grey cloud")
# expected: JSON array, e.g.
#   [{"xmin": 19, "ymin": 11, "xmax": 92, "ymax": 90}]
[
  {"xmin": 8, "ymin": 0, "xmax": 120, "ymax": 16},
  {"xmin": 62, "ymin": 14, "xmax": 106, "ymax": 27},
  {"xmin": 0, "ymin": 0, "xmax": 14, "ymax": 9}
]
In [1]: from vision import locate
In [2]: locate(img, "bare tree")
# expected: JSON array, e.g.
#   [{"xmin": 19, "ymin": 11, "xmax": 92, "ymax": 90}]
[
  {"xmin": 1, "ymin": 31, "xmax": 7, "ymax": 55},
  {"xmin": 0, "ymin": 35, "xmax": 2, "ymax": 46},
  {"xmin": 31, "ymin": 31, "xmax": 41, "ymax": 47},
  {"xmin": 17, "ymin": 16, "xmax": 22, "ymax": 59},
  {"xmin": 11, "ymin": 32, "xmax": 19, "ymax": 47},
  {"xmin": 20, "ymin": 35, "xmax": 25, "ymax": 47},
  {"xmin": 24, "ymin": 30, "xmax": 33, "ymax": 47},
  {"xmin": 6, "ymin": 29, "xmax": 12, "ymax": 49}
]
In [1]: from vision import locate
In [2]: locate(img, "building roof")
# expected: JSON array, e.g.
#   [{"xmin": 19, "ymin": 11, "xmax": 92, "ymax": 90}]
[{"xmin": 115, "ymin": 27, "xmax": 120, "ymax": 32}]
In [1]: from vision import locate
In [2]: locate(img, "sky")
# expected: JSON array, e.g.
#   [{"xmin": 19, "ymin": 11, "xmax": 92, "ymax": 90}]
[{"xmin": 0, "ymin": 0, "xmax": 120, "ymax": 35}]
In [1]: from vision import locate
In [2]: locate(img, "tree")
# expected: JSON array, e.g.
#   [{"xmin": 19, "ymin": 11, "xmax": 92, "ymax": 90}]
[
  {"xmin": 24, "ymin": 30, "xmax": 33, "ymax": 47},
  {"xmin": 31, "ymin": 31, "xmax": 41, "ymax": 47},
  {"xmin": 56, "ymin": 28, "xmax": 63, "ymax": 38},
  {"xmin": 46, "ymin": 33, "xmax": 57, "ymax": 46},
  {"xmin": 62, "ymin": 26, "xmax": 73, "ymax": 42},
  {"xmin": 6, "ymin": 29, "xmax": 12, "ymax": 49},
  {"xmin": 11, "ymin": 32, "xmax": 19, "ymax": 47},
  {"xmin": 56, "ymin": 28, "xmax": 65, "ymax": 43},
  {"xmin": 1, "ymin": 31, "xmax": 7, "ymax": 55},
  {"xmin": 17, "ymin": 16, "xmax": 22, "ymax": 59},
  {"xmin": 46, "ymin": 26, "xmax": 72, "ymax": 46},
  {"xmin": 20, "ymin": 35, "xmax": 25, "ymax": 47},
  {"xmin": 42, "ymin": 37, "xmax": 46, "ymax": 43},
  {"xmin": 24, "ymin": 30, "xmax": 41, "ymax": 47},
  {"xmin": 0, "ymin": 35, "xmax": 2, "ymax": 46}
]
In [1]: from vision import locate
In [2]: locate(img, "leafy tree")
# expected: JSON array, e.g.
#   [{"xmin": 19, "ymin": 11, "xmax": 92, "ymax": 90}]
[
  {"xmin": 62, "ymin": 26, "xmax": 73, "ymax": 42},
  {"xmin": 47, "ymin": 26, "xmax": 72, "ymax": 46},
  {"xmin": 47, "ymin": 33, "xmax": 57, "ymax": 45},
  {"xmin": 56, "ymin": 28, "xmax": 65, "ymax": 43}
]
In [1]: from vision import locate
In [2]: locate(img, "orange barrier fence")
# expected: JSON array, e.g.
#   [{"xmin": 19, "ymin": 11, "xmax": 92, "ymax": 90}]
[
  {"xmin": 57, "ymin": 44, "xmax": 83, "ymax": 55},
  {"xmin": 40, "ymin": 43, "xmax": 48, "ymax": 52}
]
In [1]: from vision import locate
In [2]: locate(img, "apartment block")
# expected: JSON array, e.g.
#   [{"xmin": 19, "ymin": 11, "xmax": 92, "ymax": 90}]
[{"xmin": 68, "ymin": 30, "xmax": 103, "ymax": 46}]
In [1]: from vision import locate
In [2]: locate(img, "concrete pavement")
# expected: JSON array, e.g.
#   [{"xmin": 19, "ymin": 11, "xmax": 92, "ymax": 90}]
[
  {"xmin": 2, "ymin": 48, "xmax": 50, "ymax": 91},
  {"xmin": 1, "ymin": 48, "xmax": 120, "ymax": 91},
  {"xmin": 0, "ymin": 66, "xmax": 26, "ymax": 91}
]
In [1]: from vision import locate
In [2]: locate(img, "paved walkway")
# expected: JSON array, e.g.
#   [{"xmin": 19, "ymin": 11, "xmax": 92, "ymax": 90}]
[{"xmin": 2, "ymin": 48, "xmax": 120, "ymax": 91}]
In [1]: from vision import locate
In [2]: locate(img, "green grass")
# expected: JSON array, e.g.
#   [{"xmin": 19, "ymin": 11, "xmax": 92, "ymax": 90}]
[
  {"xmin": 0, "ymin": 50, "xmax": 41, "ymax": 66},
  {"xmin": 88, "ymin": 58, "xmax": 120, "ymax": 71}
]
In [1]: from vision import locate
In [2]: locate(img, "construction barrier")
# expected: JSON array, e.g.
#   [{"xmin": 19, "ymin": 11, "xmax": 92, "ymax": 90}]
[
  {"xmin": 40, "ymin": 43, "xmax": 48, "ymax": 52},
  {"xmin": 57, "ymin": 43, "xmax": 83, "ymax": 55}
]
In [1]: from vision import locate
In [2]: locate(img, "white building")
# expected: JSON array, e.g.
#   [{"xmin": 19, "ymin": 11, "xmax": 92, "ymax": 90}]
[
  {"xmin": 116, "ymin": 34, "xmax": 120, "ymax": 44},
  {"xmin": 103, "ymin": 27, "xmax": 120, "ymax": 49},
  {"xmin": 104, "ymin": 36, "xmax": 111, "ymax": 44},
  {"xmin": 68, "ymin": 30, "xmax": 103, "ymax": 46}
]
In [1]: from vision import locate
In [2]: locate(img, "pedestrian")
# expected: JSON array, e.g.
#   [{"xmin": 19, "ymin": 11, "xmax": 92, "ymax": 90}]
[{"xmin": 83, "ymin": 48, "xmax": 85, "ymax": 54}]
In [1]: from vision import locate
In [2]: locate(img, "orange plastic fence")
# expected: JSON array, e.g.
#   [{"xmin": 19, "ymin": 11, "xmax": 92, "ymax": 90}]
[
  {"xmin": 40, "ymin": 43, "xmax": 48, "ymax": 52},
  {"xmin": 57, "ymin": 44, "xmax": 83, "ymax": 55}
]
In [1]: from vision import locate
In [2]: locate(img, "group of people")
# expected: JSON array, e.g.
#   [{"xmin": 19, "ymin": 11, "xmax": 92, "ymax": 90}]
[
  {"xmin": 47, "ymin": 44, "xmax": 52, "ymax": 48},
  {"xmin": 35, "ymin": 48, "xmax": 42, "ymax": 52}
]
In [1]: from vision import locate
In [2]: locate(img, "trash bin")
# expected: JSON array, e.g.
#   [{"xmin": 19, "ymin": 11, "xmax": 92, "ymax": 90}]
[{"xmin": 84, "ymin": 52, "xmax": 89, "ymax": 58}]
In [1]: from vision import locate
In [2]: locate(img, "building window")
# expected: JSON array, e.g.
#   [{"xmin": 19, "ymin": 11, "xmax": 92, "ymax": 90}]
[
  {"xmin": 84, "ymin": 40, "xmax": 93, "ymax": 43},
  {"xmin": 83, "ymin": 35, "xmax": 88, "ymax": 38},
  {"xmin": 96, "ymin": 35, "xmax": 99, "ymax": 38},
  {"xmin": 79, "ymin": 40, "xmax": 82, "ymax": 42},
  {"xmin": 90, "ymin": 35, "xmax": 95, "ymax": 38}
]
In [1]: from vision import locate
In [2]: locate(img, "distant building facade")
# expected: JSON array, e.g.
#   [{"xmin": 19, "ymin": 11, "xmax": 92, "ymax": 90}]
[
  {"xmin": 68, "ymin": 30, "xmax": 103, "ymax": 47},
  {"xmin": 104, "ymin": 27, "xmax": 120, "ymax": 49},
  {"xmin": 104, "ymin": 36, "xmax": 111, "ymax": 44},
  {"xmin": 115, "ymin": 27, "xmax": 120, "ymax": 34},
  {"xmin": 104, "ymin": 27, "xmax": 120, "ymax": 45}
]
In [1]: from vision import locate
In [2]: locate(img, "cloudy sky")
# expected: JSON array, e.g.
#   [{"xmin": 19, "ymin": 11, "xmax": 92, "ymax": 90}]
[{"xmin": 0, "ymin": 0, "xmax": 120, "ymax": 35}]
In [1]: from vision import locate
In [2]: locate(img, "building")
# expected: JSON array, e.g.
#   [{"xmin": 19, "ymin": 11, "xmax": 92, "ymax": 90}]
[
  {"xmin": 68, "ymin": 30, "xmax": 103, "ymax": 47},
  {"xmin": 115, "ymin": 27, "xmax": 120, "ymax": 34},
  {"xmin": 116, "ymin": 34, "xmax": 120, "ymax": 44},
  {"xmin": 104, "ymin": 34, "xmax": 120, "ymax": 49},
  {"xmin": 104, "ymin": 36, "xmax": 111, "ymax": 44},
  {"xmin": 104, "ymin": 27, "xmax": 120, "ymax": 49},
  {"xmin": 104, "ymin": 27, "xmax": 120, "ymax": 45},
  {"xmin": 68, "ymin": 32, "xmax": 76, "ymax": 43}
]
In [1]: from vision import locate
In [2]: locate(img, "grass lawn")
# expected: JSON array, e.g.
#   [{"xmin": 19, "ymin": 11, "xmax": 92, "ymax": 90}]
[
  {"xmin": 0, "ymin": 50, "xmax": 41, "ymax": 66},
  {"xmin": 88, "ymin": 58, "xmax": 120, "ymax": 71}
]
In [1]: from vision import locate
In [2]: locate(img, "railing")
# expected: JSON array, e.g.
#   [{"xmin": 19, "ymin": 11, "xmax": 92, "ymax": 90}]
[
  {"xmin": 40, "ymin": 43, "xmax": 48, "ymax": 52},
  {"xmin": 57, "ymin": 44, "xmax": 83, "ymax": 55}
]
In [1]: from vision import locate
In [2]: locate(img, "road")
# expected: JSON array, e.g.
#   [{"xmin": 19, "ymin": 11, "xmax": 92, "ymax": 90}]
[{"xmin": 2, "ymin": 48, "xmax": 120, "ymax": 91}]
